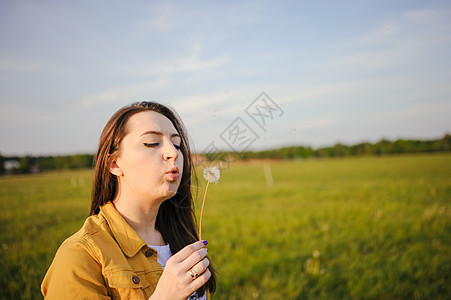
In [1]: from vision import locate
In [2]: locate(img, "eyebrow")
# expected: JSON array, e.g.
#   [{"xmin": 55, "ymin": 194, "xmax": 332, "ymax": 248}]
[{"xmin": 140, "ymin": 130, "xmax": 180, "ymax": 139}]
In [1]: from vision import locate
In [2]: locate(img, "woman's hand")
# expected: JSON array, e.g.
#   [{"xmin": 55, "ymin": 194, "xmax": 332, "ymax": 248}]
[{"xmin": 149, "ymin": 240, "xmax": 210, "ymax": 300}]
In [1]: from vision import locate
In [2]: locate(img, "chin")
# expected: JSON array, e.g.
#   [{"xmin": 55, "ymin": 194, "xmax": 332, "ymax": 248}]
[{"xmin": 164, "ymin": 189, "xmax": 178, "ymax": 199}]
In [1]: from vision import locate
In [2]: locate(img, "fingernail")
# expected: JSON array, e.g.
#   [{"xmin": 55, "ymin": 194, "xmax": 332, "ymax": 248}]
[{"xmin": 203, "ymin": 240, "xmax": 208, "ymax": 245}]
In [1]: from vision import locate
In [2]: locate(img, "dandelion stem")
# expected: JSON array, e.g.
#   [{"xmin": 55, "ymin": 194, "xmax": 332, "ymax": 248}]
[{"xmin": 199, "ymin": 180, "xmax": 210, "ymax": 240}]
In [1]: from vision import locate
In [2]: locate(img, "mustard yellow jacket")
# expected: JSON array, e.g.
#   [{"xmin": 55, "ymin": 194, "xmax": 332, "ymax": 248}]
[{"xmin": 42, "ymin": 202, "xmax": 208, "ymax": 299}]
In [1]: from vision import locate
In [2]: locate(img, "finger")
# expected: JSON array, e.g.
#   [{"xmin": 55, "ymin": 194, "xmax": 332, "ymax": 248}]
[
  {"xmin": 192, "ymin": 257, "xmax": 210, "ymax": 276},
  {"xmin": 189, "ymin": 268, "xmax": 211, "ymax": 290},
  {"xmin": 182, "ymin": 248, "xmax": 208, "ymax": 270},
  {"xmin": 171, "ymin": 241, "xmax": 207, "ymax": 263},
  {"xmin": 188, "ymin": 257, "xmax": 210, "ymax": 282}
]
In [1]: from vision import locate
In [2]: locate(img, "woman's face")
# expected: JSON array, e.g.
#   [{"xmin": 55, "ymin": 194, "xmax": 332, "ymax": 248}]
[{"xmin": 113, "ymin": 111, "xmax": 184, "ymax": 203}]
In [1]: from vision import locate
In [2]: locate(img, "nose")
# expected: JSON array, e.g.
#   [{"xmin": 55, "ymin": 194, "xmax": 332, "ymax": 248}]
[{"xmin": 163, "ymin": 139, "xmax": 179, "ymax": 161}]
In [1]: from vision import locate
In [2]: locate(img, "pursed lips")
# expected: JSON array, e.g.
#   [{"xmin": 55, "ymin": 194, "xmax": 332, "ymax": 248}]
[{"xmin": 166, "ymin": 166, "xmax": 180, "ymax": 181}]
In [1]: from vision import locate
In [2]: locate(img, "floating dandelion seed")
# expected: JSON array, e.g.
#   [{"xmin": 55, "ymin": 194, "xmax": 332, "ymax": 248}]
[{"xmin": 199, "ymin": 167, "xmax": 221, "ymax": 240}]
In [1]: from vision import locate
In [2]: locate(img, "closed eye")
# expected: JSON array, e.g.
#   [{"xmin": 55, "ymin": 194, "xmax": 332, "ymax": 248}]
[
  {"xmin": 144, "ymin": 142, "xmax": 181, "ymax": 150},
  {"xmin": 143, "ymin": 143, "xmax": 159, "ymax": 148}
]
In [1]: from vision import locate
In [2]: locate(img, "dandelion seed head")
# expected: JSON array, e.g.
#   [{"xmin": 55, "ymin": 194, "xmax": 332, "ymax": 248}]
[{"xmin": 203, "ymin": 166, "xmax": 221, "ymax": 183}]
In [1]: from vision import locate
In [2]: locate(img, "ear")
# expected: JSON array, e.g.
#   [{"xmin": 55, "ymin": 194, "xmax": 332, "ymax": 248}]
[{"xmin": 109, "ymin": 155, "xmax": 123, "ymax": 177}]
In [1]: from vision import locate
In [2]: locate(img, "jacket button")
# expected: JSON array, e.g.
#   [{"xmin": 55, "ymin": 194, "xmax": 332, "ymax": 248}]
[
  {"xmin": 132, "ymin": 275, "xmax": 140, "ymax": 284},
  {"xmin": 145, "ymin": 249, "xmax": 154, "ymax": 257}
]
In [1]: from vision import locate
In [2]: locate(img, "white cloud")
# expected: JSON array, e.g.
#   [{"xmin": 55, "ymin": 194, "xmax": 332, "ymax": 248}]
[
  {"xmin": 109, "ymin": 53, "xmax": 228, "ymax": 78},
  {"xmin": 79, "ymin": 78, "xmax": 170, "ymax": 107},
  {"xmin": 0, "ymin": 58, "xmax": 41, "ymax": 72}
]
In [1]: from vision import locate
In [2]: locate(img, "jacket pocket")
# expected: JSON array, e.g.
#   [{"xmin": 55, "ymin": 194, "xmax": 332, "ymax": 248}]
[{"xmin": 106, "ymin": 270, "xmax": 150, "ymax": 299}]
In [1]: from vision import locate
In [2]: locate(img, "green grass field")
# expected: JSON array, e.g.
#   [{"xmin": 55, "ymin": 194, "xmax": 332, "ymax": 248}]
[{"xmin": 1, "ymin": 154, "xmax": 450, "ymax": 299}]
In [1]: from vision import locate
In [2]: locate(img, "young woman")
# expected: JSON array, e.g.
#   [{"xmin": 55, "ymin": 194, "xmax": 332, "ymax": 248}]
[{"xmin": 41, "ymin": 102, "xmax": 216, "ymax": 299}]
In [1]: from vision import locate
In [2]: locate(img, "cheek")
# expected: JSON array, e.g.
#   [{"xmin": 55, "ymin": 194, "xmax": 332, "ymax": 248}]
[
  {"xmin": 125, "ymin": 153, "xmax": 159, "ymax": 177},
  {"xmin": 178, "ymin": 154, "xmax": 184, "ymax": 175}
]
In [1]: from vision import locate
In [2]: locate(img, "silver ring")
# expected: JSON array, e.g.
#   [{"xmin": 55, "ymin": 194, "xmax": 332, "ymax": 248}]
[{"xmin": 189, "ymin": 268, "xmax": 199, "ymax": 279}]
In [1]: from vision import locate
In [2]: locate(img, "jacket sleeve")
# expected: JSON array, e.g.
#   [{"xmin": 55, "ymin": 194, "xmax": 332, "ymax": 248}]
[{"xmin": 41, "ymin": 238, "xmax": 111, "ymax": 300}]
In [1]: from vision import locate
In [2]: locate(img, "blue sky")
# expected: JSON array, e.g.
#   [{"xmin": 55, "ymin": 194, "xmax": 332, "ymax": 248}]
[{"xmin": 1, "ymin": 0, "xmax": 450, "ymax": 155}]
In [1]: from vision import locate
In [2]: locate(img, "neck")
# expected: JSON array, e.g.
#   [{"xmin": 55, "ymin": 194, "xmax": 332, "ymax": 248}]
[{"xmin": 113, "ymin": 193, "xmax": 166, "ymax": 246}]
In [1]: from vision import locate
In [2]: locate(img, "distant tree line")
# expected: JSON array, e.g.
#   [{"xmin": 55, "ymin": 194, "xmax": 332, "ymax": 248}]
[
  {"xmin": 1, "ymin": 134, "xmax": 450, "ymax": 175},
  {"xmin": 207, "ymin": 134, "xmax": 451, "ymax": 162},
  {"xmin": 0, "ymin": 154, "xmax": 94, "ymax": 175}
]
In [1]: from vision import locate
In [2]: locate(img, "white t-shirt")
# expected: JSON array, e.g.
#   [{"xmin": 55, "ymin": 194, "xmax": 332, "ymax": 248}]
[{"xmin": 149, "ymin": 244, "xmax": 207, "ymax": 300}]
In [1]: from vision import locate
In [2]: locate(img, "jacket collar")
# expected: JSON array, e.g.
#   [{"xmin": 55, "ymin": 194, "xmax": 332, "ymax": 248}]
[{"xmin": 100, "ymin": 202, "xmax": 147, "ymax": 257}]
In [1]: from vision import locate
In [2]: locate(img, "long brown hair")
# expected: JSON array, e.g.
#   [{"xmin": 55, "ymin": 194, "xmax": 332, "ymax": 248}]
[{"xmin": 90, "ymin": 101, "xmax": 216, "ymax": 296}]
